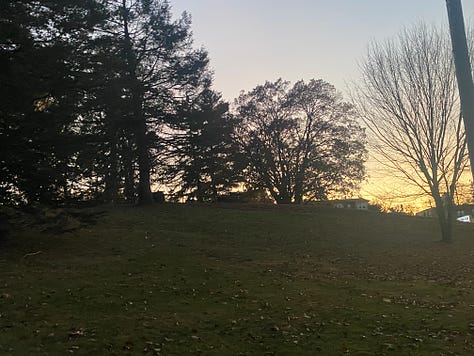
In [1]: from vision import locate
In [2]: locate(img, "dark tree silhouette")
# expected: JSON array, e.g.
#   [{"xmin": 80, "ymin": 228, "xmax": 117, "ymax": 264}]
[
  {"xmin": 1, "ymin": 0, "xmax": 213, "ymax": 206},
  {"xmin": 159, "ymin": 89, "xmax": 242, "ymax": 202},
  {"xmin": 0, "ymin": 0, "xmax": 104, "ymax": 205},
  {"xmin": 96, "ymin": 0, "xmax": 211, "ymax": 205},
  {"xmin": 235, "ymin": 79, "xmax": 366, "ymax": 204}
]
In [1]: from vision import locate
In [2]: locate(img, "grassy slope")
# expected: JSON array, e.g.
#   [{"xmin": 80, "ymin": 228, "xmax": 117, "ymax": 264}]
[{"xmin": 1, "ymin": 204, "xmax": 474, "ymax": 355}]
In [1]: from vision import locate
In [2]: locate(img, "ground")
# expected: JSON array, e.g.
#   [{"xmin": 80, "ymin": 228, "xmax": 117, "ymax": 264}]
[{"xmin": 1, "ymin": 204, "xmax": 474, "ymax": 355}]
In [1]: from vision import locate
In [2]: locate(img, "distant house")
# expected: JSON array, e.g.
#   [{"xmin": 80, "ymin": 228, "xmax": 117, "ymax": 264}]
[
  {"xmin": 331, "ymin": 198, "xmax": 369, "ymax": 210},
  {"xmin": 415, "ymin": 207, "xmax": 437, "ymax": 218},
  {"xmin": 416, "ymin": 204, "xmax": 474, "ymax": 223},
  {"xmin": 454, "ymin": 204, "xmax": 474, "ymax": 219},
  {"xmin": 454, "ymin": 204, "xmax": 474, "ymax": 223}
]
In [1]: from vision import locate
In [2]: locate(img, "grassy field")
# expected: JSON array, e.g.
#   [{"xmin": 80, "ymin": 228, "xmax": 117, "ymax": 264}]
[{"xmin": 2, "ymin": 204, "xmax": 474, "ymax": 355}]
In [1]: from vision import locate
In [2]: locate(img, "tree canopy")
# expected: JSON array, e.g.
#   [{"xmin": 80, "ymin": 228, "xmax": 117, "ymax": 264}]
[
  {"xmin": 235, "ymin": 79, "xmax": 366, "ymax": 204},
  {"xmin": 158, "ymin": 89, "xmax": 242, "ymax": 202}
]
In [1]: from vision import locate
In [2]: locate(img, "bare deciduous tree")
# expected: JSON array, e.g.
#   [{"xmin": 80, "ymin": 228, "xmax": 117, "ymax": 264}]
[{"xmin": 353, "ymin": 24, "xmax": 469, "ymax": 242}]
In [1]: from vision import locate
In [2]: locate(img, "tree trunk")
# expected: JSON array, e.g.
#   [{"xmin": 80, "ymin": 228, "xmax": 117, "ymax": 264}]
[
  {"xmin": 294, "ymin": 193, "xmax": 303, "ymax": 204},
  {"xmin": 196, "ymin": 180, "xmax": 204, "ymax": 203},
  {"xmin": 446, "ymin": 0, "xmax": 474, "ymax": 181},
  {"xmin": 210, "ymin": 178, "xmax": 218, "ymax": 202},
  {"xmin": 294, "ymin": 170, "xmax": 305, "ymax": 204},
  {"xmin": 123, "ymin": 136, "xmax": 136, "ymax": 203},
  {"xmin": 103, "ymin": 149, "xmax": 119, "ymax": 203},
  {"xmin": 134, "ymin": 107, "xmax": 153, "ymax": 205},
  {"xmin": 437, "ymin": 214, "xmax": 452, "ymax": 242},
  {"xmin": 103, "ymin": 131, "xmax": 120, "ymax": 203},
  {"xmin": 121, "ymin": 1, "xmax": 153, "ymax": 206},
  {"xmin": 434, "ymin": 195, "xmax": 453, "ymax": 242},
  {"xmin": 276, "ymin": 193, "xmax": 292, "ymax": 204}
]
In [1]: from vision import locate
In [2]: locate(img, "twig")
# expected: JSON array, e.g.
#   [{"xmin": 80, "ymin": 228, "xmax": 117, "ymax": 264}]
[{"xmin": 22, "ymin": 251, "xmax": 43, "ymax": 259}]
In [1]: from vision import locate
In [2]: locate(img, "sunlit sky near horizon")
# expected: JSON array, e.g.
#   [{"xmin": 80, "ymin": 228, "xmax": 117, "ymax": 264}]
[
  {"xmin": 170, "ymin": 0, "xmax": 474, "ymax": 101},
  {"xmin": 170, "ymin": 0, "xmax": 474, "ymax": 209}
]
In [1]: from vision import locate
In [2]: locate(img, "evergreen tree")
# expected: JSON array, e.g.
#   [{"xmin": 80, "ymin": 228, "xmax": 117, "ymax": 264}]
[
  {"xmin": 0, "ymin": 0, "xmax": 104, "ymax": 205},
  {"xmin": 96, "ymin": 0, "xmax": 211, "ymax": 205},
  {"xmin": 160, "ymin": 89, "xmax": 242, "ymax": 201}
]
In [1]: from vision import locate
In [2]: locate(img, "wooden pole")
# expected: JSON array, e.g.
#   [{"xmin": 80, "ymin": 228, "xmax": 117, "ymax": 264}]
[{"xmin": 446, "ymin": 0, "xmax": 474, "ymax": 181}]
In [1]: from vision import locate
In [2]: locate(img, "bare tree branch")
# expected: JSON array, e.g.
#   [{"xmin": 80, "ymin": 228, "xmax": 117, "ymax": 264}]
[{"xmin": 352, "ymin": 23, "xmax": 469, "ymax": 241}]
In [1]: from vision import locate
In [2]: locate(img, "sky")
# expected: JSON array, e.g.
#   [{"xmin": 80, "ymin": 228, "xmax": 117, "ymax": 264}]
[
  {"xmin": 169, "ymin": 0, "xmax": 474, "ymax": 210},
  {"xmin": 170, "ymin": 0, "xmax": 474, "ymax": 101}
]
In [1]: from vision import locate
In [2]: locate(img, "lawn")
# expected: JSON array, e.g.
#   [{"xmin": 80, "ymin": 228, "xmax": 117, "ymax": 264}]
[{"xmin": 1, "ymin": 204, "xmax": 474, "ymax": 355}]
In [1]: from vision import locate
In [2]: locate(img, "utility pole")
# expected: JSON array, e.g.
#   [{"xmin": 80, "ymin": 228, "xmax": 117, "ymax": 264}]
[{"xmin": 446, "ymin": 0, "xmax": 474, "ymax": 181}]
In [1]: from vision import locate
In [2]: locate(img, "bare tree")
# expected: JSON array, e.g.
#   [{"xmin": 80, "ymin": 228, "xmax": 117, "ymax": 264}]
[{"xmin": 353, "ymin": 24, "xmax": 469, "ymax": 242}]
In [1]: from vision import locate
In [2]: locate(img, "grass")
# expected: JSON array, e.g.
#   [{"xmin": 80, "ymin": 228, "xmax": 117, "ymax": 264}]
[{"xmin": 1, "ymin": 203, "xmax": 474, "ymax": 355}]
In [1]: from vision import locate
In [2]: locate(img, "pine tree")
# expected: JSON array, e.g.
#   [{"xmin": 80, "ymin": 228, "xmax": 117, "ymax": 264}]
[
  {"xmin": 96, "ymin": 0, "xmax": 211, "ymax": 205},
  {"xmin": 160, "ymin": 89, "xmax": 242, "ymax": 201},
  {"xmin": 0, "ymin": 0, "xmax": 104, "ymax": 205}
]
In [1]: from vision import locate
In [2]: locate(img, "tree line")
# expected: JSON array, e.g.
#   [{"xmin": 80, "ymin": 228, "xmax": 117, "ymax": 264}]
[{"xmin": 1, "ymin": 0, "xmax": 367, "ymax": 207}]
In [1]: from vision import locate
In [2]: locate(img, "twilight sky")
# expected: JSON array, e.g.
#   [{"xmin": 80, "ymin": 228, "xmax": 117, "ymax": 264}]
[
  {"xmin": 170, "ymin": 1, "xmax": 474, "ymax": 209},
  {"xmin": 170, "ymin": 0, "xmax": 474, "ymax": 101}
]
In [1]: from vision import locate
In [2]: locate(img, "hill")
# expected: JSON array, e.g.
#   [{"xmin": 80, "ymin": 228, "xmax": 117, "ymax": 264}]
[{"xmin": 1, "ymin": 204, "xmax": 474, "ymax": 355}]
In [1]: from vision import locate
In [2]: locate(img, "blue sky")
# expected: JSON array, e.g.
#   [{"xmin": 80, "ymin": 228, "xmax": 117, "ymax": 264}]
[{"xmin": 170, "ymin": 0, "xmax": 474, "ymax": 100}]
